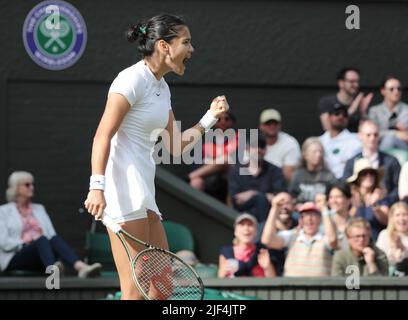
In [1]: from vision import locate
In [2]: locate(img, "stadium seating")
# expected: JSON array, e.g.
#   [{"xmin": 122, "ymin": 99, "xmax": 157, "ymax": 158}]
[
  {"xmin": 383, "ymin": 148, "xmax": 408, "ymax": 166},
  {"xmin": 162, "ymin": 221, "xmax": 195, "ymax": 253}
]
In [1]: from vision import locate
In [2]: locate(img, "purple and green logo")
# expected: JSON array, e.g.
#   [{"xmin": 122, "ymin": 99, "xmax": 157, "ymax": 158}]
[{"xmin": 22, "ymin": 0, "xmax": 87, "ymax": 70}]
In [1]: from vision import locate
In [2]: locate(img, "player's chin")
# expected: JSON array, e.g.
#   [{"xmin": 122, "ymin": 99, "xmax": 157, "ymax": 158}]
[{"xmin": 173, "ymin": 65, "xmax": 186, "ymax": 75}]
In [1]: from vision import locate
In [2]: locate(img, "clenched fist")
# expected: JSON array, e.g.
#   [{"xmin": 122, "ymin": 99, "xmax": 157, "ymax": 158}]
[{"xmin": 209, "ymin": 95, "xmax": 229, "ymax": 118}]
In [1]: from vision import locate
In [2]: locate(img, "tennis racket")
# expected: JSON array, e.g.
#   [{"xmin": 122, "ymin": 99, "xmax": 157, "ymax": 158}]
[{"xmin": 100, "ymin": 215, "xmax": 204, "ymax": 300}]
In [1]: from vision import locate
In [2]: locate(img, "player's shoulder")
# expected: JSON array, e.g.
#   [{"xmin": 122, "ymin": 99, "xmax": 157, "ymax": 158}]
[{"xmin": 115, "ymin": 61, "xmax": 148, "ymax": 84}]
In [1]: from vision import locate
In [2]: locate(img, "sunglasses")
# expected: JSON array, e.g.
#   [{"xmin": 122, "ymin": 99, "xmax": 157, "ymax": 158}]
[
  {"xmin": 22, "ymin": 182, "xmax": 34, "ymax": 187},
  {"xmin": 385, "ymin": 86, "xmax": 402, "ymax": 92}
]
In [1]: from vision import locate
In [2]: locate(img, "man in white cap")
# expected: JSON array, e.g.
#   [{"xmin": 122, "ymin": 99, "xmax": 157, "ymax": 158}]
[{"xmin": 259, "ymin": 108, "xmax": 301, "ymax": 182}]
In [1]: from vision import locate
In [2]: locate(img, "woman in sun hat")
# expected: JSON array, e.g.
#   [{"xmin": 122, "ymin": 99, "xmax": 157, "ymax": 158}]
[{"xmin": 347, "ymin": 158, "xmax": 389, "ymax": 240}]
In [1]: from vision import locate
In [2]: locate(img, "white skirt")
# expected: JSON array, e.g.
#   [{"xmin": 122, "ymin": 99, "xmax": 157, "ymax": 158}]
[{"xmin": 103, "ymin": 131, "xmax": 161, "ymax": 223}]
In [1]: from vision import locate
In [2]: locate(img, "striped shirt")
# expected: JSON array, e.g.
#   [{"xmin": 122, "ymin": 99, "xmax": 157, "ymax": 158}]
[{"xmin": 279, "ymin": 229, "xmax": 333, "ymax": 277}]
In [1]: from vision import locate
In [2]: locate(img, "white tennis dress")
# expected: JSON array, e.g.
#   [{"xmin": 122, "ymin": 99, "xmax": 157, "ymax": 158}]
[{"xmin": 104, "ymin": 60, "xmax": 171, "ymax": 223}]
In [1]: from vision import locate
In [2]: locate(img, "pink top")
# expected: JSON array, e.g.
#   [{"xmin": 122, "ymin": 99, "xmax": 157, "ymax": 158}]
[
  {"xmin": 18, "ymin": 204, "xmax": 43, "ymax": 244},
  {"xmin": 233, "ymin": 244, "xmax": 265, "ymax": 277}
]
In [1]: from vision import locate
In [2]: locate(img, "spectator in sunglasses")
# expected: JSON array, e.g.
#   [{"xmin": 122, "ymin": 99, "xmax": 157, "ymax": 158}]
[
  {"xmin": 0, "ymin": 171, "xmax": 102, "ymax": 277},
  {"xmin": 368, "ymin": 76, "xmax": 408, "ymax": 150},
  {"xmin": 319, "ymin": 67, "xmax": 373, "ymax": 133}
]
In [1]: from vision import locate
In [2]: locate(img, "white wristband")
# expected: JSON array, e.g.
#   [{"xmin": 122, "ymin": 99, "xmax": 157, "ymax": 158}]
[
  {"xmin": 199, "ymin": 110, "xmax": 218, "ymax": 132},
  {"xmin": 89, "ymin": 175, "xmax": 105, "ymax": 191}
]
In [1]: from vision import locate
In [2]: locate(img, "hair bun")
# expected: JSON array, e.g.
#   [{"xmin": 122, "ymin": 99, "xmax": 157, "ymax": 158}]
[{"xmin": 127, "ymin": 25, "xmax": 139, "ymax": 43}]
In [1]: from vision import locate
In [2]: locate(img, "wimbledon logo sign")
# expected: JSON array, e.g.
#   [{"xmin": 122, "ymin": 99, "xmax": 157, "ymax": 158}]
[{"xmin": 22, "ymin": 0, "xmax": 87, "ymax": 70}]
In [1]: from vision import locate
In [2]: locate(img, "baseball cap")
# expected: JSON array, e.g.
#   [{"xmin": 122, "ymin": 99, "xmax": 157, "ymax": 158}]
[
  {"xmin": 234, "ymin": 213, "xmax": 258, "ymax": 226},
  {"xmin": 328, "ymin": 103, "xmax": 348, "ymax": 115},
  {"xmin": 298, "ymin": 202, "xmax": 321, "ymax": 215},
  {"xmin": 259, "ymin": 109, "xmax": 281, "ymax": 124}
]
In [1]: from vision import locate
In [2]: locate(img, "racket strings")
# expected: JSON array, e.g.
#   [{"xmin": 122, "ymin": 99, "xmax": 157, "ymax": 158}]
[{"xmin": 134, "ymin": 249, "xmax": 202, "ymax": 300}]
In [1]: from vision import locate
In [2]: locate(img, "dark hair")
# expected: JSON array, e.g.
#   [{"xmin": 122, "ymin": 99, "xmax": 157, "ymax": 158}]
[
  {"xmin": 127, "ymin": 14, "xmax": 187, "ymax": 57},
  {"xmin": 380, "ymin": 75, "xmax": 401, "ymax": 88},
  {"xmin": 355, "ymin": 169, "xmax": 380, "ymax": 191},
  {"xmin": 326, "ymin": 181, "xmax": 352, "ymax": 199},
  {"xmin": 336, "ymin": 67, "xmax": 360, "ymax": 81}
]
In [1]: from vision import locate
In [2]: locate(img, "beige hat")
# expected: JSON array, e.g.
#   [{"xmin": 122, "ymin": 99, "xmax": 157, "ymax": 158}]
[
  {"xmin": 259, "ymin": 109, "xmax": 281, "ymax": 124},
  {"xmin": 346, "ymin": 158, "xmax": 384, "ymax": 184},
  {"xmin": 234, "ymin": 213, "xmax": 258, "ymax": 227}
]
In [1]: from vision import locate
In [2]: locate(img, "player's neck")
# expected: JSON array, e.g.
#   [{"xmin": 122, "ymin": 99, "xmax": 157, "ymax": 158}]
[{"xmin": 144, "ymin": 56, "xmax": 168, "ymax": 80}]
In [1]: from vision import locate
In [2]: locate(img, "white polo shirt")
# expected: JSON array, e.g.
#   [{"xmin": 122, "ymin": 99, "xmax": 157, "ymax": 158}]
[
  {"xmin": 319, "ymin": 129, "xmax": 362, "ymax": 178},
  {"xmin": 264, "ymin": 132, "xmax": 301, "ymax": 168}
]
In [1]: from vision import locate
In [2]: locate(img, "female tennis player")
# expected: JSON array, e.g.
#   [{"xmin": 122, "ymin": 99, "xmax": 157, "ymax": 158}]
[{"xmin": 84, "ymin": 14, "xmax": 229, "ymax": 300}]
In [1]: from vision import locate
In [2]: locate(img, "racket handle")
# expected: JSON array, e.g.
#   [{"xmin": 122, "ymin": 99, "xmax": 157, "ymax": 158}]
[{"xmin": 99, "ymin": 214, "xmax": 122, "ymax": 233}]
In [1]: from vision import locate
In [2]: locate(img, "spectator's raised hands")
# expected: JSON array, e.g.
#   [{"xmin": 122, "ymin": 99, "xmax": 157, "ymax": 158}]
[
  {"xmin": 315, "ymin": 193, "xmax": 329, "ymax": 212},
  {"xmin": 272, "ymin": 192, "xmax": 289, "ymax": 209},
  {"xmin": 257, "ymin": 248, "xmax": 271, "ymax": 269},
  {"xmin": 349, "ymin": 92, "xmax": 373, "ymax": 116},
  {"xmin": 362, "ymin": 247, "xmax": 376, "ymax": 265},
  {"xmin": 365, "ymin": 188, "xmax": 383, "ymax": 207},
  {"xmin": 360, "ymin": 92, "xmax": 374, "ymax": 115}
]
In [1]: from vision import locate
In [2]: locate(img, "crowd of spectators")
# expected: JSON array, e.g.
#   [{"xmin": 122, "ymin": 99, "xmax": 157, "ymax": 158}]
[{"xmin": 213, "ymin": 69, "xmax": 408, "ymax": 278}]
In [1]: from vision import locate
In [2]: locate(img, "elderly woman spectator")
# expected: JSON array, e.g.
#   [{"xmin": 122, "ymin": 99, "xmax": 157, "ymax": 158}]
[
  {"xmin": 289, "ymin": 137, "xmax": 336, "ymax": 204},
  {"xmin": 0, "ymin": 171, "xmax": 102, "ymax": 277},
  {"xmin": 332, "ymin": 217, "xmax": 388, "ymax": 276},
  {"xmin": 347, "ymin": 158, "xmax": 389, "ymax": 240},
  {"xmin": 377, "ymin": 202, "xmax": 408, "ymax": 276},
  {"xmin": 218, "ymin": 213, "xmax": 276, "ymax": 278}
]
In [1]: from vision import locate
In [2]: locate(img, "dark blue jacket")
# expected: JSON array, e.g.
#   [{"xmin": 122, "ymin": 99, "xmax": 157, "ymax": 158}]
[{"xmin": 228, "ymin": 160, "xmax": 287, "ymax": 202}]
